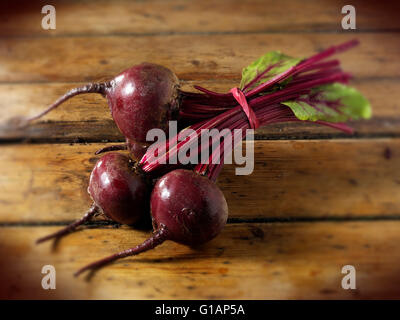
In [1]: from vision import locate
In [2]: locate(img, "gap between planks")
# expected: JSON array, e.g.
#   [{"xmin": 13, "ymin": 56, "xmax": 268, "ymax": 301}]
[
  {"xmin": 1, "ymin": 214, "xmax": 400, "ymax": 228},
  {"xmin": 1, "ymin": 29, "xmax": 400, "ymax": 40}
]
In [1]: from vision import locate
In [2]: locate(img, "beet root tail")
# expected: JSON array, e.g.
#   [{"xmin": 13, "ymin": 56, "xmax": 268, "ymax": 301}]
[
  {"xmin": 36, "ymin": 204, "xmax": 99, "ymax": 244},
  {"xmin": 94, "ymin": 143, "xmax": 128, "ymax": 155},
  {"xmin": 74, "ymin": 225, "xmax": 169, "ymax": 277},
  {"xmin": 10, "ymin": 82, "xmax": 106, "ymax": 128}
]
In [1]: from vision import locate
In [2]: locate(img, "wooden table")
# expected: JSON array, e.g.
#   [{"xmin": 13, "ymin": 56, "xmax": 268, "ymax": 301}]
[{"xmin": 0, "ymin": 0, "xmax": 399, "ymax": 299}]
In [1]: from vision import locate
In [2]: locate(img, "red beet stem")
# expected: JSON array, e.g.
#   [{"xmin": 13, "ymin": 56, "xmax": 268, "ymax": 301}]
[
  {"xmin": 74, "ymin": 224, "xmax": 169, "ymax": 277},
  {"xmin": 141, "ymin": 40, "xmax": 359, "ymax": 177},
  {"xmin": 180, "ymin": 40, "xmax": 358, "ymax": 104},
  {"xmin": 13, "ymin": 83, "xmax": 106, "ymax": 127},
  {"xmin": 245, "ymin": 39, "xmax": 359, "ymax": 98},
  {"xmin": 299, "ymin": 59, "xmax": 340, "ymax": 73},
  {"xmin": 36, "ymin": 204, "xmax": 99, "ymax": 244},
  {"xmin": 94, "ymin": 143, "xmax": 128, "ymax": 155},
  {"xmin": 242, "ymin": 64, "xmax": 276, "ymax": 92},
  {"xmin": 193, "ymin": 85, "xmax": 230, "ymax": 98},
  {"xmin": 143, "ymin": 72, "xmax": 352, "ymax": 171},
  {"xmin": 141, "ymin": 109, "xmax": 237, "ymax": 170}
]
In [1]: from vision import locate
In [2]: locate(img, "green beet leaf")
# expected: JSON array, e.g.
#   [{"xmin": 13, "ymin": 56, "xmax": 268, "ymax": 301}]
[
  {"xmin": 239, "ymin": 51, "xmax": 302, "ymax": 90},
  {"xmin": 281, "ymin": 83, "xmax": 371, "ymax": 123}
]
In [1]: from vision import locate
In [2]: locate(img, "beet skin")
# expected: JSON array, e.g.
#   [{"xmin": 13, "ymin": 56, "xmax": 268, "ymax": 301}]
[
  {"xmin": 89, "ymin": 152, "xmax": 150, "ymax": 225},
  {"xmin": 151, "ymin": 169, "xmax": 228, "ymax": 246}
]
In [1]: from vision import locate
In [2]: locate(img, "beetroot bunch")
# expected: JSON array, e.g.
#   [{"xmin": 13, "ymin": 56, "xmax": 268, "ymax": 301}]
[{"xmin": 19, "ymin": 40, "xmax": 370, "ymax": 276}]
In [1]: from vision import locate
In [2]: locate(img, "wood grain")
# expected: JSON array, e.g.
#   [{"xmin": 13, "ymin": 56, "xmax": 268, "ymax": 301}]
[
  {"xmin": 1, "ymin": 221, "xmax": 400, "ymax": 299},
  {"xmin": 1, "ymin": 78, "xmax": 399, "ymax": 142},
  {"xmin": 0, "ymin": 139, "xmax": 399, "ymax": 223},
  {"xmin": 0, "ymin": 0, "xmax": 399, "ymax": 301},
  {"xmin": 0, "ymin": 33, "xmax": 399, "ymax": 83},
  {"xmin": 1, "ymin": 0, "xmax": 399, "ymax": 36}
]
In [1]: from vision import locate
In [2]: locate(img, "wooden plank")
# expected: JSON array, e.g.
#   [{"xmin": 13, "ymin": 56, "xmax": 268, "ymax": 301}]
[
  {"xmin": 0, "ymin": 139, "xmax": 399, "ymax": 223},
  {"xmin": 4, "ymin": 118, "xmax": 400, "ymax": 144},
  {"xmin": 0, "ymin": 33, "xmax": 399, "ymax": 83},
  {"xmin": 1, "ymin": 221, "xmax": 400, "ymax": 299},
  {"xmin": 0, "ymin": 79, "xmax": 398, "ymax": 142},
  {"xmin": 1, "ymin": 0, "xmax": 399, "ymax": 37}
]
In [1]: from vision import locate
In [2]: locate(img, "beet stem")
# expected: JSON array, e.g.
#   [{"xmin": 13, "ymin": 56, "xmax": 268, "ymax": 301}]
[
  {"xmin": 94, "ymin": 143, "xmax": 127, "ymax": 155},
  {"xmin": 15, "ymin": 83, "xmax": 106, "ymax": 127},
  {"xmin": 74, "ymin": 225, "xmax": 169, "ymax": 277},
  {"xmin": 36, "ymin": 204, "xmax": 99, "ymax": 244}
]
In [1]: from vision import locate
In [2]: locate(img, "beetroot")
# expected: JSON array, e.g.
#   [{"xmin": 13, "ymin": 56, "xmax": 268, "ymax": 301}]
[
  {"xmin": 107, "ymin": 63, "xmax": 180, "ymax": 151},
  {"xmin": 94, "ymin": 139, "xmax": 151, "ymax": 160},
  {"xmin": 151, "ymin": 169, "xmax": 228, "ymax": 246},
  {"xmin": 88, "ymin": 152, "xmax": 150, "ymax": 225},
  {"xmin": 11, "ymin": 40, "xmax": 367, "ymax": 162},
  {"xmin": 32, "ymin": 40, "xmax": 371, "ymax": 275},
  {"xmin": 14, "ymin": 63, "xmax": 180, "ymax": 158},
  {"xmin": 74, "ymin": 169, "xmax": 228, "ymax": 276},
  {"xmin": 37, "ymin": 152, "xmax": 150, "ymax": 243}
]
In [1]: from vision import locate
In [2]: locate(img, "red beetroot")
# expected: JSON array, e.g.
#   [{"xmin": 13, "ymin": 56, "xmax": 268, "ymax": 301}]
[
  {"xmin": 37, "ymin": 152, "xmax": 150, "ymax": 243},
  {"xmin": 13, "ymin": 63, "xmax": 180, "ymax": 158},
  {"xmin": 88, "ymin": 153, "xmax": 150, "ymax": 225},
  {"xmin": 33, "ymin": 40, "xmax": 370, "ymax": 275},
  {"xmin": 11, "ymin": 40, "xmax": 363, "ymax": 161},
  {"xmin": 151, "ymin": 169, "xmax": 228, "ymax": 246},
  {"xmin": 106, "ymin": 63, "xmax": 180, "ymax": 155},
  {"xmin": 74, "ymin": 169, "xmax": 228, "ymax": 276}
]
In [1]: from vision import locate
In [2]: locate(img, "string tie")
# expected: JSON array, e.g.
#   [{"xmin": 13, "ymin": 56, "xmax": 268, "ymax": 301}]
[{"xmin": 230, "ymin": 87, "xmax": 259, "ymax": 129}]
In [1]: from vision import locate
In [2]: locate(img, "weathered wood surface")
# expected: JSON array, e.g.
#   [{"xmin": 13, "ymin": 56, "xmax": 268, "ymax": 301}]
[
  {"xmin": 1, "ymin": 221, "xmax": 400, "ymax": 299},
  {"xmin": 1, "ymin": 0, "xmax": 399, "ymax": 37},
  {"xmin": 0, "ymin": 0, "xmax": 399, "ymax": 300},
  {"xmin": 0, "ymin": 139, "xmax": 399, "ymax": 223},
  {"xmin": 1, "ymin": 33, "xmax": 399, "ymax": 83}
]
